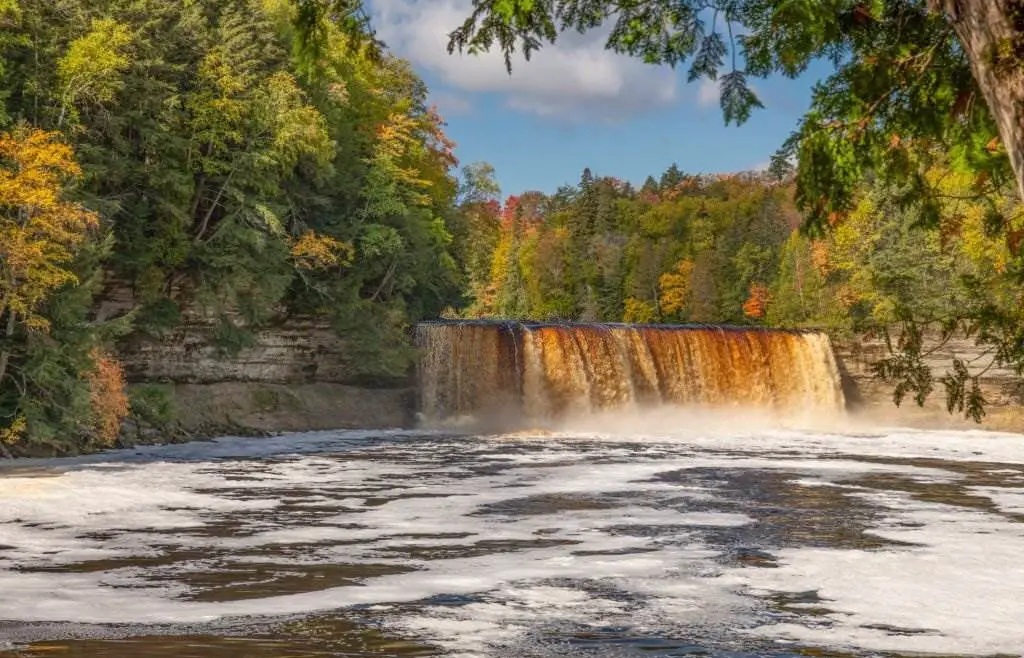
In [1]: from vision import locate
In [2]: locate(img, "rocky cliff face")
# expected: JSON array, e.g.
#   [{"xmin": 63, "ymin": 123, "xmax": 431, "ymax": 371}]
[
  {"xmin": 117, "ymin": 320, "xmax": 374, "ymax": 386},
  {"xmin": 113, "ymin": 317, "xmax": 414, "ymax": 441},
  {"xmin": 833, "ymin": 333, "xmax": 1024, "ymax": 431},
  {"xmin": 95, "ymin": 278, "xmax": 415, "ymax": 442}
]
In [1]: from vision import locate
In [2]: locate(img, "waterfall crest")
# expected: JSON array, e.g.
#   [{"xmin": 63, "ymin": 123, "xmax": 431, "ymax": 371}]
[{"xmin": 416, "ymin": 321, "xmax": 845, "ymax": 424}]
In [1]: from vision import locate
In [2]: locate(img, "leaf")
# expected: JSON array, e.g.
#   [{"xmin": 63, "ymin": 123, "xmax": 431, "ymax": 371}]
[
  {"xmin": 687, "ymin": 32, "xmax": 726, "ymax": 82},
  {"xmin": 719, "ymin": 71, "xmax": 764, "ymax": 125}
]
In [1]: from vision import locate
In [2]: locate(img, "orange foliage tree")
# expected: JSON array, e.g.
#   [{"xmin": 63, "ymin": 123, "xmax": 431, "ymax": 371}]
[
  {"xmin": 86, "ymin": 348, "xmax": 130, "ymax": 448},
  {"xmin": 0, "ymin": 127, "xmax": 98, "ymax": 390},
  {"xmin": 743, "ymin": 283, "xmax": 770, "ymax": 320}
]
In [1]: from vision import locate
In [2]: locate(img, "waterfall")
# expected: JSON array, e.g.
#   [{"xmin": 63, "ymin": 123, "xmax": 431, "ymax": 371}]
[{"xmin": 415, "ymin": 321, "xmax": 845, "ymax": 424}]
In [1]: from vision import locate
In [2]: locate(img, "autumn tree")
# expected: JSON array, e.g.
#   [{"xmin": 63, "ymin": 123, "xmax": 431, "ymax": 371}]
[
  {"xmin": 86, "ymin": 348, "xmax": 130, "ymax": 448},
  {"xmin": 658, "ymin": 259, "xmax": 695, "ymax": 320},
  {"xmin": 0, "ymin": 128, "xmax": 97, "ymax": 390},
  {"xmin": 0, "ymin": 127, "xmax": 118, "ymax": 454},
  {"xmin": 451, "ymin": 162, "xmax": 503, "ymax": 305},
  {"xmin": 742, "ymin": 281, "xmax": 770, "ymax": 320}
]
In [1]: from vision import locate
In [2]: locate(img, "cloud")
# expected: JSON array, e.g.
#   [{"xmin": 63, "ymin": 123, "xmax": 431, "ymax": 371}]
[
  {"xmin": 370, "ymin": 0, "xmax": 679, "ymax": 123},
  {"xmin": 696, "ymin": 78, "xmax": 720, "ymax": 109},
  {"xmin": 429, "ymin": 90, "xmax": 474, "ymax": 116}
]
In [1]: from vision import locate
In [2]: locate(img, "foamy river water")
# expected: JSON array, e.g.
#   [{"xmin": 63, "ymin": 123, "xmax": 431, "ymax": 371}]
[{"xmin": 1, "ymin": 419, "xmax": 1023, "ymax": 657}]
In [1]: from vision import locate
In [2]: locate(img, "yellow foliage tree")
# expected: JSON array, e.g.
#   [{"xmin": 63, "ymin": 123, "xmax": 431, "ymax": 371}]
[
  {"xmin": 56, "ymin": 18, "xmax": 133, "ymax": 129},
  {"xmin": 809, "ymin": 239, "xmax": 830, "ymax": 277},
  {"xmin": 291, "ymin": 231, "xmax": 355, "ymax": 270},
  {"xmin": 622, "ymin": 297, "xmax": 657, "ymax": 323},
  {"xmin": 0, "ymin": 127, "xmax": 98, "ymax": 387},
  {"xmin": 658, "ymin": 259, "xmax": 694, "ymax": 318}
]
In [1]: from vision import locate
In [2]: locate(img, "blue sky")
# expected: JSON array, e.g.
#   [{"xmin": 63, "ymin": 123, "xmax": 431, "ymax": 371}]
[{"xmin": 369, "ymin": 1, "xmax": 834, "ymax": 196}]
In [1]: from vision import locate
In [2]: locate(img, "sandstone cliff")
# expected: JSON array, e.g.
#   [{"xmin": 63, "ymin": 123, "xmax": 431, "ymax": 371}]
[
  {"xmin": 833, "ymin": 333, "xmax": 1024, "ymax": 432},
  {"xmin": 112, "ymin": 318, "xmax": 414, "ymax": 442}
]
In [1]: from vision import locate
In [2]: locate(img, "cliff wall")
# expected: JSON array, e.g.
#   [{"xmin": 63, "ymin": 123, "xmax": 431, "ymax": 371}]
[
  {"xmin": 833, "ymin": 333, "xmax": 1024, "ymax": 432},
  {"xmin": 113, "ymin": 318, "xmax": 414, "ymax": 442}
]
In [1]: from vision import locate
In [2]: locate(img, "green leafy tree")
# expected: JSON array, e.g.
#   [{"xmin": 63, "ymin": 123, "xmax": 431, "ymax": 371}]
[{"xmin": 55, "ymin": 18, "xmax": 132, "ymax": 130}]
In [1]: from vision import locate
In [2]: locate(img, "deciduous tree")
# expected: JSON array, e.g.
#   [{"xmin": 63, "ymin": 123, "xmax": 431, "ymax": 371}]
[{"xmin": 0, "ymin": 128, "xmax": 97, "ymax": 389}]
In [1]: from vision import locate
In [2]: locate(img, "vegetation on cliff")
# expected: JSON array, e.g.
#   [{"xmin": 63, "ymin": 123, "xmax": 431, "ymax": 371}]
[{"xmin": 0, "ymin": 0, "xmax": 464, "ymax": 455}]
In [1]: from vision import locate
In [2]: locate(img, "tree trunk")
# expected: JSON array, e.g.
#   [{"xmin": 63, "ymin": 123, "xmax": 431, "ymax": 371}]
[
  {"xmin": 0, "ymin": 305, "xmax": 16, "ymax": 389},
  {"xmin": 931, "ymin": 0, "xmax": 1024, "ymax": 200}
]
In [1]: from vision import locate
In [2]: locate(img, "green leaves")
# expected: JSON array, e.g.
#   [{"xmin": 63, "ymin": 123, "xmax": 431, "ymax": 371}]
[
  {"xmin": 605, "ymin": 2, "xmax": 701, "ymax": 66},
  {"xmin": 941, "ymin": 358, "xmax": 987, "ymax": 422},
  {"xmin": 447, "ymin": 0, "xmax": 558, "ymax": 74},
  {"xmin": 719, "ymin": 71, "xmax": 763, "ymax": 125},
  {"xmin": 291, "ymin": 0, "xmax": 383, "ymax": 78},
  {"xmin": 0, "ymin": 0, "xmax": 19, "ymax": 24},
  {"xmin": 688, "ymin": 32, "xmax": 726, "ymax": 82}
]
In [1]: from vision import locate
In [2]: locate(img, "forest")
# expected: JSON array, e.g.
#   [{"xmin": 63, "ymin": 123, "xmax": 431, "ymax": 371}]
[
  {"xmin": 0, "ymin": 0, "xmax": 464, "ymax": 455},
  {"xmin": 1, "ymin": 0, "xmax": 1022, "ymax": 455}
]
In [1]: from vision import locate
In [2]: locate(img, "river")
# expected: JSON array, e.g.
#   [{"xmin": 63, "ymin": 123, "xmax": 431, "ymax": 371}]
[{"xmin": 1, "ymin": 417, "xmax": 1022, "ymax": 657}]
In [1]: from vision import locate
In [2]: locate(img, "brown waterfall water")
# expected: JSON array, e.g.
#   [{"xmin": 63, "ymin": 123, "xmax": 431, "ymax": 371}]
[{"xmin": 415, "ymin": 321, "xmax": 845, "ymax": 424}]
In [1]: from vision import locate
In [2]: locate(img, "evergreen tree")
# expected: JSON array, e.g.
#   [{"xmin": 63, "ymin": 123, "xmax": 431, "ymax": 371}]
[{"xmin": 659, "ymin": 163, "xmax": 684, "ymax": 190}]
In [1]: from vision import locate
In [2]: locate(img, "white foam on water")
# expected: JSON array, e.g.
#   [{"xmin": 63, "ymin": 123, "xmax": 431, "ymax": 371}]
[
  {"xmin": 969, "ymin": 486, "xmax": 1024, "ymax": 514},
  {"xmin": 0, "ymin": 462, "xmax": 279, "ymax": 567},
  {"xmin": 1, "ymin": 424, "xmax": 1023, "ymax": 656},
  {"xmin": 539, "ymin": 407, "xmax": 1024, "ymax": 464},
  {"xmin": 735, "ymin": 490, "xmax": 1024, "ymax": 655}
]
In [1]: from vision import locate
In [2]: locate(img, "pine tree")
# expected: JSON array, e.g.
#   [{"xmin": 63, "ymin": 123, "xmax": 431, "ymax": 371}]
[{"xmin": 659, "ymin": 163, "xmax": 684, "ymax": 190}]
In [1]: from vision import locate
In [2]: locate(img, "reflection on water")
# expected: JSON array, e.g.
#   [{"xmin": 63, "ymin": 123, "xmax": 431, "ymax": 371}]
[{"xmin": 1, "ymin": 426, "xmax": 1023, "ymax": 657}]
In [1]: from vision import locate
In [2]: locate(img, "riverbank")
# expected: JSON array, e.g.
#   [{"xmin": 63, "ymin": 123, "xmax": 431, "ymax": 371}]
[{"xmin": 122, "ymin": 382, "xmax": 413, "ymax": 444}]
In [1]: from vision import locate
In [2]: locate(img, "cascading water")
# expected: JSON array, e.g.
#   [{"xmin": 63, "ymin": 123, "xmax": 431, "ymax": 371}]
[{"xmin": 415, "ymin": 320, "xmax": 845, "ymax": 424}]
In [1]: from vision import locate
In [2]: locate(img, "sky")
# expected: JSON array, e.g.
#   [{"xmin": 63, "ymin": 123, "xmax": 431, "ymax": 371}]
[{"xmin": 368, "ymin": 0, "xmax": 834, "ymax": 196}]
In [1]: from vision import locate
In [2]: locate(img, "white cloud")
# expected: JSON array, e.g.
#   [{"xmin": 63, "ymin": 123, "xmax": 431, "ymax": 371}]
[
  {"xmin": 696, "ymin": 78, "xmax": 720, "ymax": 108},
  {"xmin": 370, "ymin": 0, "xmax": 679, "ymax": 123},
  {"xmin": 429, "ymin": 90, "xmax": 474, "ymax": 116}
]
